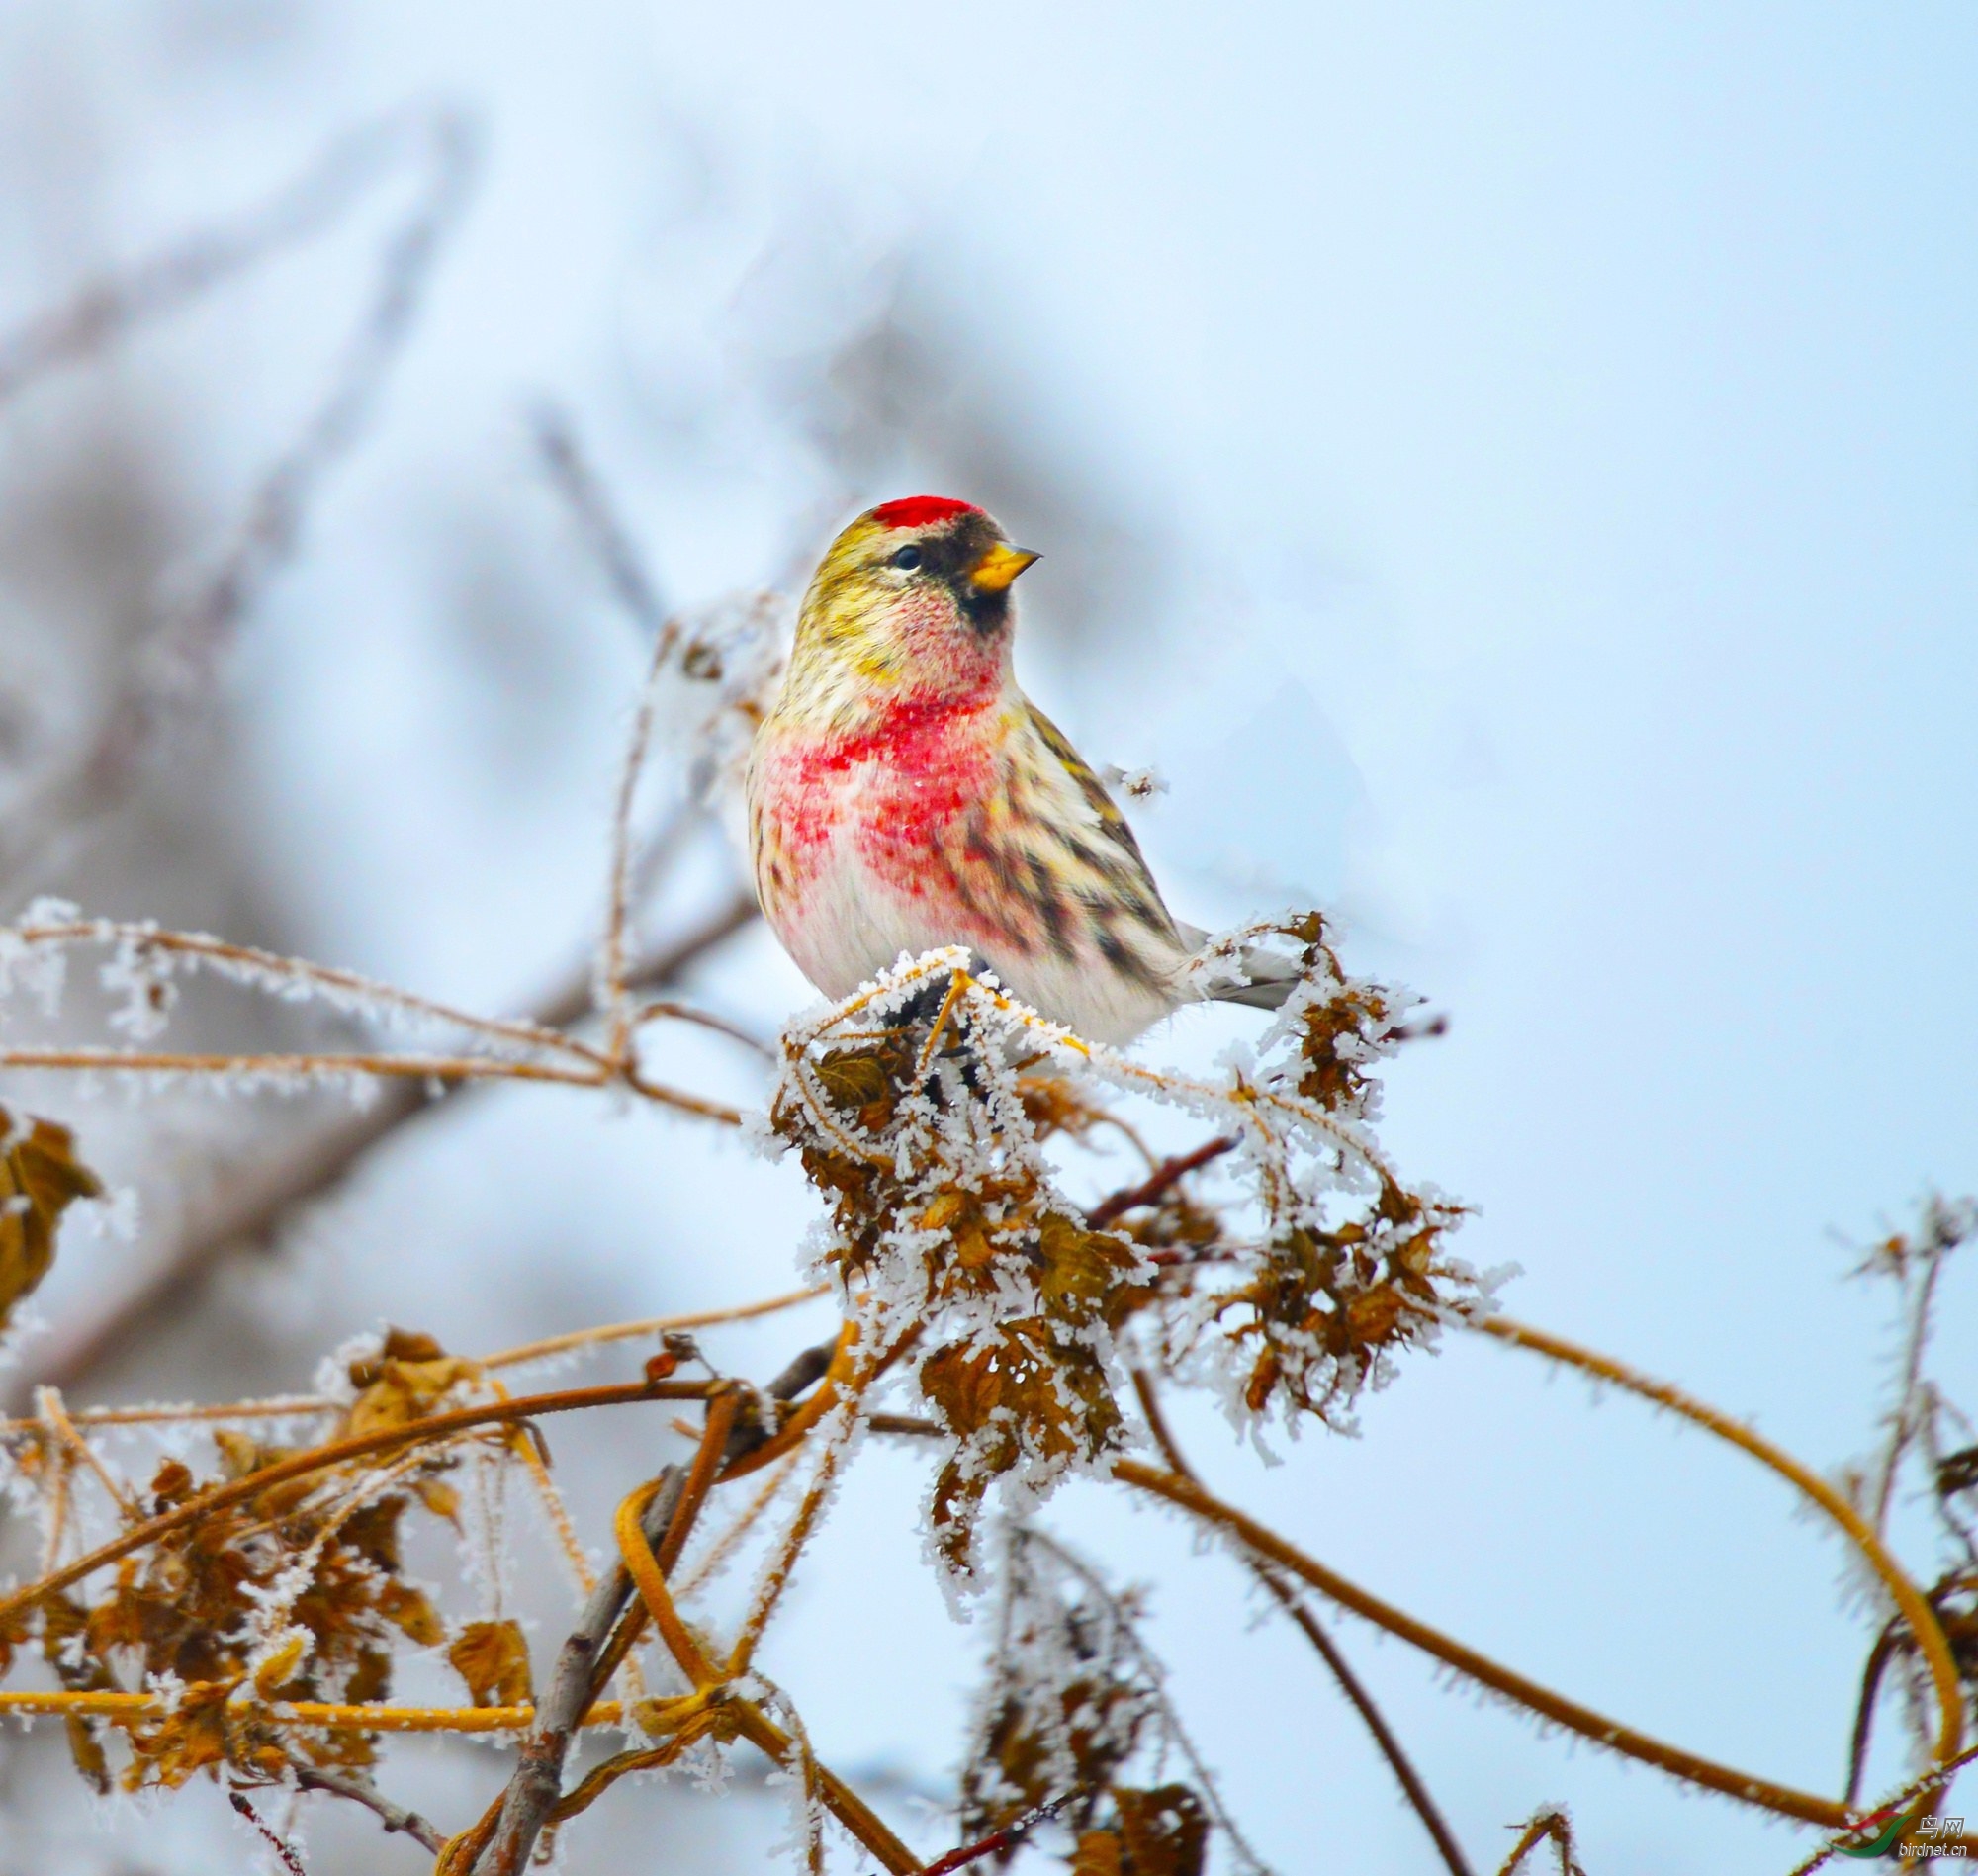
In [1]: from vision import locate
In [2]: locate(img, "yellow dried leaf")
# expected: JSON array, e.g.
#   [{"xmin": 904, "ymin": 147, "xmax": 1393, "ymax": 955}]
[
  {"xmin": 347, "ymin": 1354, "xmax": 480, "ymax": 1438},
  {"xmin": 412, "ymin": 1475, "xmax": 461, "ymax": 1522},
  {"xmin": 147, "ymin": 1459, "xmax": 195, "ymax": 1510},
  {"xmin": 377, "ymin": 1580, "xmax": 444, "ymax": 1648},
  {"xmin": 379, "ymin": 1326, "xmax": 446, "ymax": 1363},
  {"xmin": 0, "ymin": 1109, "xmax": 101, "ymax": 1334},
  {"xmin": 65, "ymin": 1712, "xmax": 110, "ymax": 1792},
  {"xmin": 811, "ymin": 1048, "xmax": 903, "ymax": 1133},
  {"xmin": 252, "ymin": 1632, "xmax": 309, "ymax": 1699},
  {"xmin": 921, "ymin": 1340, "xmax": 1005, "ymax": 1434},
  {"xmin": 212, "ymin": 1430, "xmax": 262, "ymax": 1479},
  {"xmin": 919, "ymin": 1189, "xmax": 966, "ymax": 1231},
  {"xmin": 1036, "ymin": 1213, "xmax": 1137, "ymax": 1312},
  {"xmin": 126, "ymin": 1677, "xmax": 240, "ymax": 1790},
  {"xmin": 1344, "ymin": 1283, "xmax": 1407, "ymax": 1348},
  {"xmin": 344, "ymin": 1645, "xmax": 393, "ymax": 1707},
  {"xmin": 448, "ymin": 1619, "xmax": 533, "ymax": 1707}
]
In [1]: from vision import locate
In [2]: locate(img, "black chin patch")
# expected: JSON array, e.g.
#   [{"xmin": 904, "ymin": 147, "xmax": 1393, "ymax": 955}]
[
  {"xmin": 936, "ymin": 510, "xmax": 1009, "ymax": 635},
  {"xmin": 957, "ymin": 581, "xmax": 1012, "ymax": 635}
]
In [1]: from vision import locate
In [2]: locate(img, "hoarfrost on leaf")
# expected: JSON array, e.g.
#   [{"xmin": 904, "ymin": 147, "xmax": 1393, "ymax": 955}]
[{"xmin": 766, "ymin": 918, "xmax": 1480, "ymax": 1583}]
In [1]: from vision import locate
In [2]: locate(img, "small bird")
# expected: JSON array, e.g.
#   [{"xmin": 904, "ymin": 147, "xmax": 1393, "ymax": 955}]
[{"xmin": 746, "ymin": 496, "xmax": 1295, "ymax": 1045}]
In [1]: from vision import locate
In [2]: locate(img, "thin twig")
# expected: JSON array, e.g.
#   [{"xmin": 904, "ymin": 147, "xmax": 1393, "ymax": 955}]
[
  {"xmin": 528, "ymin": 404, "xmax": 674, "ymax": 643},
  {"xmin": 0, "ymin": 1395, "xmax": 332, "ymax": 1435},
  {"xmin": 0, "ymin": 1689, "xmax": 627, "ymax": 1732},
  {"xmin": 1087, "ymin": 1135, "xmax": 1239, "ymax": 1229},
  {"xmin": 587, "ymin": 1390, "xmax": 744, "ymax": 1691},
  {"xmin": 918, "ymin": 1793, "xmax": 1072, "ymax": 1875},
  {"xmin": 228, "ymin": 1791, "xmax": 309, "ymax": 1875},
  {"xmin": 600, "ymin": 621, "xmax": 684, "ymax": 1060},
  {"xmin": 1117, "ymin": 1458, "xmax": 1853, "ymax": 1829},
  {"xmin": 1843, "ymin": 1619, "xmax": 1900, "ymax": 1808},
  {"xmin": 612, "ymin": 1469, "xmax": 720, "ymax": 1692},
  {"xmin": 14, "ymin": 895, "xmax": 757, "ymax": 1405},
  {"xmin": 1868, "ymin": 1235, "xmax": 1950, "ymax": 1539},
  {"xmin": 1786, "ymin": 1737, "xmax": 1978, "ymax": 1875},
  {"xmin": 482, "ymin": 1284, "xmax": 825, "ymax": 1374},
  {"xmin": 672, "ymin": 1449, "xmax": 801, "ymax": 1600},
  {"xmin": 532, "ymin": 402, "xmax": 700, "ymax": 1066},
  {"xmin": 727, "ymin": 1701, "xmax": 920, "ymax": 1875},
  {"xmin": 1496, "ymin": 1808, "xmax": 1583, "ymax": 1876},
  {"xmin": 1, "ymin": 920, "xmax": 607, "ymax": 1067},
  {"xmin": 0, "ymin": 1045, "xmax": 607, "ymax": 1088},
  {"xmin": 0, "ymin": 1378, "xmax": 706, "ymax": 1630},
  {"xmin": 33, "ymin": 1386, "xmax": 140, "ymax": 1521},
  {"xmin": 294, "ymin": 1765, "xmax": 446, "ymax": 1855},
  {"xmin": 468, "ymin": 1344, "xmax": 836, "ymax": 1876},
  {"xmin": 1131, "ymin": 1370, "xmax": 1473, "ymax": 1876},
  {"xmin": 726, "ymin": 1353, "xmax": 872, "ymax": 1677},
  {"xmin": 1475, "ymin": 1316, "xmax": 1967, "ymax": 1802},
  {"xmin": 0, "ymin": 108, "xmax": 447, "ymax": 406}
]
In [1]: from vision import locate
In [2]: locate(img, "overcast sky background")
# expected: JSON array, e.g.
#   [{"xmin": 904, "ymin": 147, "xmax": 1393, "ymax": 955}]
[{"xmin": 1, "ymin": 4, "xmax": 1974, "ymax": 1872}]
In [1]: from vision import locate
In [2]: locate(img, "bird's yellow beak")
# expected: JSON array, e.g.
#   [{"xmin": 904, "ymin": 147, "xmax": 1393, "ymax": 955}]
[{"xmin": 968, "ymin": 543, "xmax": 1040, "ymax": 593}]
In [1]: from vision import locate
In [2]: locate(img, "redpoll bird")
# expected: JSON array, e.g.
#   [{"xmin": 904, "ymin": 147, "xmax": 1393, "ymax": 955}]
[{"xmin": 746, "ymin": 497, "xmax": 1296, "ymax": 1045}]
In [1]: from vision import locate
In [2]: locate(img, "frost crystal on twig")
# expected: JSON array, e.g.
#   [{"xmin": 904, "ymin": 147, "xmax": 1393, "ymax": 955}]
[{"xmin": 767, "ymin": 920, "xmax": 1481, "ymax": 1578}]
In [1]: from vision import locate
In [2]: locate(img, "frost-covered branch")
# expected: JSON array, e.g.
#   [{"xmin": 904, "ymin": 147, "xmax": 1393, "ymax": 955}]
[{"xmin": 12, "ymin": 889, "xmax": 757, "ymax": 1406}]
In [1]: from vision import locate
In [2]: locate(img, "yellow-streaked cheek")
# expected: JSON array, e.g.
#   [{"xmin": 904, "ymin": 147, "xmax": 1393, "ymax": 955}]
[{"xmin": 850, "ymin": 643, "xmax": 896, "ymax": 682}]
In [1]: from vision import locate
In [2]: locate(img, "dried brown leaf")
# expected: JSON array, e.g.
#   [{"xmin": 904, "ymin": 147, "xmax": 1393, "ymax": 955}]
[
  {"xmin": 448, "ymin": 1618, "xmax": 533, "ymax": 1707},
  {"xmin": 1113, "ymin": 1785, "xmax": 1208, "ymax": 1876},
  {"xmin": 1072, "ymin": 1832, "xmax": 1125, "ymax": 1876},
  {"xmin": 64, "ymin": 1713, "xmax": 110, "ymax": 1794},
  {"xmin": 0, "ymin": 1109, "xmax": 101, "ymax": 1333}
]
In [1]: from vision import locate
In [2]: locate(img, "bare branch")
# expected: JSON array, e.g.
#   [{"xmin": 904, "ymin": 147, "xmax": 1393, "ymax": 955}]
[
  {"xmin": 227, "ymin": 1793, "xmax": 309, "ymax": 1876},
  {"xmin": 1787, "ymin": 1737, "xmax": 1978, "ymax": 1874},
  {"xmin": 294, "ymin": 1765, "xmax": 446, "ymax": 1856},
  {"xmin": 1843, "ymin": 1620, "xmax": 1901, "ymax": 1808},
  {"xmin": 601, "ymin": 612, "xmax": 686, "ymax": 1058},
  {"xmin": 1475, "ymin": 1315, "xmax": 1968, "ymax": 1805},
  {"xmin": 0, "ymin": 106, "xmax": 481, "ymax": 900},
  {"xmin": 468, "ymin": 1343, "xmax": 837, "ymax": 1876},
  {"xmin": 1132, "ymin": 1369, "xmax": 1474, "ymax": 1876},
  {"xmin": 1118, "ymin": 1457, "xmax": 1853, "ymax": 1830},
  {"xmin": 0, "ymin": 108, "xmax": 442, "ymax": 407},
  {"xmin": 474, "ymin": 1466, "xmax": 688, "ymax": 1876},
  {"xmin": 1086, "ymin": 1133, "xmax": 1238, "ymax": 1229},
  {"xmin": 528, "ymin": 403, "xmax": 674, "ymax": 644},
  {"xmin": 481, "ymin": 1284, "xmax": 825, "ymax": 1374},
  {"xmin": 919, "ymin": 1793, "xmax": 1072, "ymax": 1875},
  {"xmin": 14, "ymin": 891, "xmax": 756, "ymax": 1404}
]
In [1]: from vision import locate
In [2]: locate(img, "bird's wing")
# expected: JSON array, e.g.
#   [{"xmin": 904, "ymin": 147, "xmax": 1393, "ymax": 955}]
[
  {"xmin": 909, "ymin": 697, "xmax": 1187, "ymax": 987},
  {"xmin": 1020, "ymin": 701, "xmax": 1163, "ymax": 883},
  {"xmin": 1024, "ymin": 703, "xmax": 1304, "ymax": 1014}
]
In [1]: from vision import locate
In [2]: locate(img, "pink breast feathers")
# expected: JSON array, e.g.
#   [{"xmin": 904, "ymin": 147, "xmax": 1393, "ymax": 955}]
[{"xmin": 768, "ymin": 692, "xmax": 1000, "ymax": 909}]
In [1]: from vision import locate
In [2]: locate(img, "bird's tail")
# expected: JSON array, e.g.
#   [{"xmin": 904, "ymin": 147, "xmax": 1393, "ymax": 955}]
[
  {"xmin": 1209, "ymin": 964, "xmax": 1301, "ymax": 1011},
  {"xmin": 1178, "ymin": 926, "xmax": 1306, "ymax": 1013}
]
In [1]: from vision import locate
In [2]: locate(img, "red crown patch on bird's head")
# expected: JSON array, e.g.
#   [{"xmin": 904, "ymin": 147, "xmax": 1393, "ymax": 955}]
[{"xmin": 870, "ymin": 495, "xmax": 979, "ymax": 531}]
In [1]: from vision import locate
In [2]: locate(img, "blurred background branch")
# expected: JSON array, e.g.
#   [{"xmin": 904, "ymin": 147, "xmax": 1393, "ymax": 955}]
[{"xmin": 0, "ymin": 102, "xmax": 480, "ymax": 901}]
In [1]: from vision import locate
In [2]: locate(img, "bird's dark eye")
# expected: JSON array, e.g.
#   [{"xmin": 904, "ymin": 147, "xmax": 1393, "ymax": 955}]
[{"xmin": 889, "ymin": 544, "xmax": 924, "ymax": 571}]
